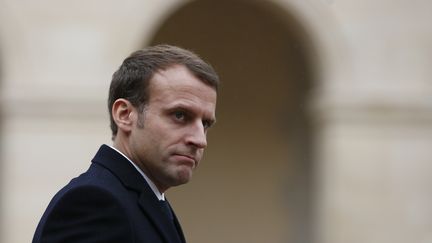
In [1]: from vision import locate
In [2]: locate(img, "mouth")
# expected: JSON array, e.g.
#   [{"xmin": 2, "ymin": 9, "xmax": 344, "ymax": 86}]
[{"xmin": 172, "ymin": 154, "xmax": 197, "ymax": 167}]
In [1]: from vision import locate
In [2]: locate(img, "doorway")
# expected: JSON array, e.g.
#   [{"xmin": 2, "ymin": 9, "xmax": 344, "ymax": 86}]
[{"xmin": 149, "ymin": 0, "xmax": 316, "ymax": 242}]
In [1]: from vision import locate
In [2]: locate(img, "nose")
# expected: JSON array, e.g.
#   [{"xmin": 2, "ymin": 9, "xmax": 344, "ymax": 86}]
[{"xmin": 185, "ymin": 122, "xmax": 207, "ymax": 149}]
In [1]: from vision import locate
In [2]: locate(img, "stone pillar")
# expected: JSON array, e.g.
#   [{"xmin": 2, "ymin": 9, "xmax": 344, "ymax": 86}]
[
  {"xmin": 314, "ymin": 96, "xmax": 432, "ymax": 243},
  {"xmin": 312, "ymin": 1, "xmax": 432, "ymax": 242}
]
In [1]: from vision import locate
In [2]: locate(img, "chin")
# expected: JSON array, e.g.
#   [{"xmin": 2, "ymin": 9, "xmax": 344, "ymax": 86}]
[{"xmin": 173, "ymin": 169, "xmax": 193, "ymax": 185}]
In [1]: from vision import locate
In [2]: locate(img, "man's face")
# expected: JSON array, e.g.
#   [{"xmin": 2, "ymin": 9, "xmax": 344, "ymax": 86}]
[{"xmin": 128, "ymin": 65, "xmax": 217, "ymax": 192}]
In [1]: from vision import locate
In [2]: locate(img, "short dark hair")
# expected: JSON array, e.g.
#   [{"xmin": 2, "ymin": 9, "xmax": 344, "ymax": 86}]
[{"xmin": 108, "ymin": 44, "xmax": 219, "ymax": 138}]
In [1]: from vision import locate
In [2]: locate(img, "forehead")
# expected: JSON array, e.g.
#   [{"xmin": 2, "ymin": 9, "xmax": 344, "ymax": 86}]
[{"xmin": 147, "ymin": 65, "xmax": 217, "ymax": 113}]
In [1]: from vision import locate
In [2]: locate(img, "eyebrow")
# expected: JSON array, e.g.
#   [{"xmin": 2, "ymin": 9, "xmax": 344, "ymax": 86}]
[{"xmin": 166, "ymin": 102, "xmax": 216, "ymax": 122}]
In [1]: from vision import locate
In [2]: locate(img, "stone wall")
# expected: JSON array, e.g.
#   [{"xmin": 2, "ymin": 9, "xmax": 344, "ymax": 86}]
[{"xmin": 0, "ymin": 0, "xmax": 431, "ymax": 242}]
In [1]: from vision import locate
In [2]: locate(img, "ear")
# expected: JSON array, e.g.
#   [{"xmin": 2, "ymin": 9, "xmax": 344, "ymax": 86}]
[{"xmin": 112, "ymin": 98, "xmax": 135, "ymax": 134}]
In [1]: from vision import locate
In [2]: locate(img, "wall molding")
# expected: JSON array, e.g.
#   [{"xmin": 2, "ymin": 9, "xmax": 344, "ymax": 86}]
[{"xmin": 1, "ymin": 97, "xmax": 107, "ymax": 119}]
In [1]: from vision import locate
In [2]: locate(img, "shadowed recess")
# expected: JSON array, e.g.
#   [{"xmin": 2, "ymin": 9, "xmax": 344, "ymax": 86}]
[{"xmin": 149, "ymin": 0, "xmax": 317, "ymax": 242}]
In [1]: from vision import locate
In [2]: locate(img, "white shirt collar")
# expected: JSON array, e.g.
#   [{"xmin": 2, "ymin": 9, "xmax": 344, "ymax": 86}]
[{"xmin": 108, "ymin": 145, "xmax": 165, "ymax": 201}]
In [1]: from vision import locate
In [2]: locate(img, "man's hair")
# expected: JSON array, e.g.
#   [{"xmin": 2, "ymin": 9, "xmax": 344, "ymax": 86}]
[{"xmin": 108, "ymin": 44, "xmax": 219, "ymax": 138}]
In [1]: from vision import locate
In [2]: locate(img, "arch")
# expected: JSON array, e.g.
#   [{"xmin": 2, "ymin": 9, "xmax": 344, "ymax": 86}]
[{"xmin": 147, "ymin": 0, "xmax": 322, "ymax": 242}]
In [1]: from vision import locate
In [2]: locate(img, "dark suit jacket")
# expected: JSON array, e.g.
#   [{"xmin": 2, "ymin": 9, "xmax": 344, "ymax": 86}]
[{"xmin": 33, "ymin": 144, "xmax": 186, "ymax": 243}]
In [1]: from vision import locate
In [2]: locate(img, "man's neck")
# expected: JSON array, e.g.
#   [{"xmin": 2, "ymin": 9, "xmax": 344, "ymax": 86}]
[{"xmin": 108, "ymin": 144, "xmax": 165, "ymax": 201}]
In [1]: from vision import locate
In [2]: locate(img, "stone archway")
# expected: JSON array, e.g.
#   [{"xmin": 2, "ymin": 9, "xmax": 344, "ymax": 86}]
[{"xmin": 149, "ymin": 0, "xmax": 317, "ymax": 242}]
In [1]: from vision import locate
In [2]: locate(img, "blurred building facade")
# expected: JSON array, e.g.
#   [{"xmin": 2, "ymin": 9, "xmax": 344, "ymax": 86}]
[{"xmin": 1, "ymin": 0, "xmax": 431, "ymax": 242}]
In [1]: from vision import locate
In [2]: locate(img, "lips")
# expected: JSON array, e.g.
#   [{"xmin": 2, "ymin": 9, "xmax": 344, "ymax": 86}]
[
  {"xmin": 172, "ymin": 153, "xmax": 197, "ymax": 167},
  {"xmin": 178, "ymin": 154, "xmax": 195, "ymax": 160}
]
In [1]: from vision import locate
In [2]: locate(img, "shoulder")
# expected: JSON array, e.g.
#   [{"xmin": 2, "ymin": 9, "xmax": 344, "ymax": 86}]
[
  {"xmin": 34, "ymin": 184, "xmax": 134, "ymax": 243},
  {"xmin": 51, "ymin": 184, "xmax": 126, "ymax": 212}
]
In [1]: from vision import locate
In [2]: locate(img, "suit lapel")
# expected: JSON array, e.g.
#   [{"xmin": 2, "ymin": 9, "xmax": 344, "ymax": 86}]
[
  {"xmin": 138, "ymin": 195, "xmax": 183, "ymax": 243},
  {"xmin": 92, "ymin": 144, "xmax": 183, "ymax": 243}
]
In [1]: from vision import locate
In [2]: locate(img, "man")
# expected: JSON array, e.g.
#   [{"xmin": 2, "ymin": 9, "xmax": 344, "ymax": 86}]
[{"xmin": 32, "ymin": 45, "xmax": 219, "ymax": 243}]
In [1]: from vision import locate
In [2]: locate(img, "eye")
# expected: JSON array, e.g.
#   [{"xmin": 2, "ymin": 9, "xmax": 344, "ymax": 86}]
[
  {"xmin": 173, "ymin": 111, "xmax": 186, "ymax": 121},
  {"xmin": 202, "ymin": 120, "xmax": 213, "ymax": 130}
]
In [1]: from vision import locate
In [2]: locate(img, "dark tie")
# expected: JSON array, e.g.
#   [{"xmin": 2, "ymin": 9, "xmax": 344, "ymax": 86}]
[
  {"xmin": 160, "ymin": 200, "xmax": 183, "ymax": 242},
  {"xmin": 160, "ymin": 200, "xmax": 174, "ymax": 221}
]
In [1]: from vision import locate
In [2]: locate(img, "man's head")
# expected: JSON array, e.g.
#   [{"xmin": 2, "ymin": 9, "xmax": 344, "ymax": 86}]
[
  {"xmin": 108, "ymin": 45, "xmax": 219, "ymax": 192},
  {"xmin": 108, "ymin": 44, "xmax": 219, "ymax": 139}
]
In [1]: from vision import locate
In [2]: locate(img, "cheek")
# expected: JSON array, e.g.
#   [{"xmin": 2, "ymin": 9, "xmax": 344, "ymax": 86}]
[
  {"xmin": 151, "ymin": 123, "xmax": 176, "ymax": 142},
  {"xmin": 196, "ymin": 150, "xmax": 204, "ymax": 161},
  {"xmin": 164, "ymin": 131, "xmax": 187, "ymax": 147}
]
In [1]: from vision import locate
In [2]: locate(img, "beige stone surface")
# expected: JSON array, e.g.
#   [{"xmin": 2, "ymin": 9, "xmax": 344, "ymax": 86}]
[{"xmin": 0, "ymin": 0, "xmax": 431, "ymax": 243}]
